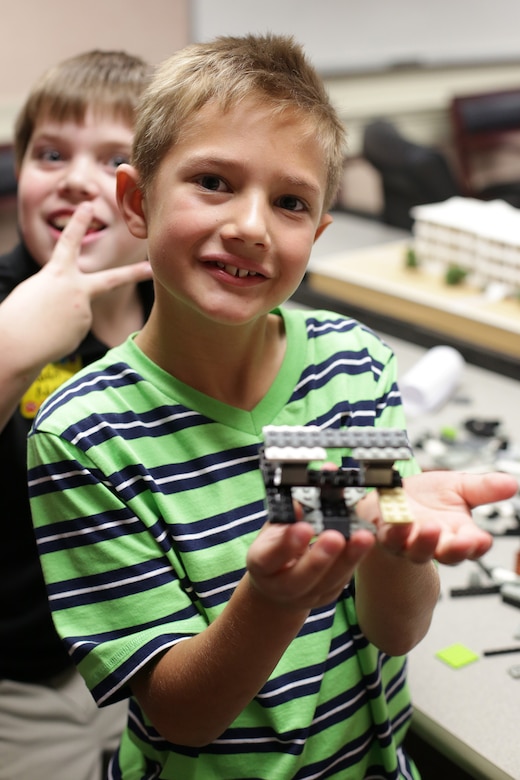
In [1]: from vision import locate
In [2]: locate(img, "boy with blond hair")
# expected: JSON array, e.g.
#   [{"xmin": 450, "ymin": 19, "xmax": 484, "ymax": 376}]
[
  {"xmin": 0, "ymin": 50, "xmax": 153, "ymax": 780},
  {"xmin": 28, "ymin": 35, "xmax": 516, "ymax": 779}
]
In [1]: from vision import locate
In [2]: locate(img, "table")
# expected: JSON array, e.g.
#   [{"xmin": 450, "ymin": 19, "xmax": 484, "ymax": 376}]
[
  {"xmin": 297, "ymin": 212, "xmax": 520, "ymax": 378},
  {"xmin": 408, "ymin": 538, "xmax": 520, "ymax": 780}
]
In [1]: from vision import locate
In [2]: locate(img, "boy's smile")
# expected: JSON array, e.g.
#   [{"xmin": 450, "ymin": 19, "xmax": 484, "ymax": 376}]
[
  {"xmin": 17, "ymin": 109, "xmax": 146, "ymax": 273},
  {"xmin": 119, "ymin": 97, "xmax": 332, "ymax": 330}
]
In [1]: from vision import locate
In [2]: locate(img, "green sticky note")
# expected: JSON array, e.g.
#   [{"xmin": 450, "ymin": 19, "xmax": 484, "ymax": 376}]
[{"xmin": 435, "ymin": 643, "xmax": 480, "ymax": 669}]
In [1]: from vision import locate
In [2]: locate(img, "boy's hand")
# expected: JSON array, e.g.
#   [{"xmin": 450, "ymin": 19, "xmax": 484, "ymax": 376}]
[
  {"xmin": 247, "ymin": 470, "xmax": 518, "ymax": 611},
  {"xmin": 0, "ymin": 202, "xmax": 152, "ymax": 366},
  {"xmin": 246, "ymin": 521, "xmax": 375, "ymax": 611},
  {"xmin": 374, "ymin": 470, "xmax": 518, "ymax": 565},
  {"xmin": 55, "ymin": 202, "xmax": 152, "ymax": 297},
  {"xmin": 0, "ymin": 202, "xmax": 152, "ymax": 431},
  {"xmin": 29, "ymin": 202, "xmax": 151, "ymax": 360}
]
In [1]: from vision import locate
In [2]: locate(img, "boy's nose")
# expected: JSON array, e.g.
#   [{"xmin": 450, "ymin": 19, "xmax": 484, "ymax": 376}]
[
  {"xmin": 58, "ymin": 157, "xmax": 99, "ymax": 200},
  {"xmin": 221, "ymin": 193, "xmax": 271, "ymax": 249}
]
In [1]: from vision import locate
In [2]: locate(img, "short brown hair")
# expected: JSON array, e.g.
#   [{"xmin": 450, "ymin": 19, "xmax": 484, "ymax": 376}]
[
  {"xmin": 14, "ymin": 49, "xmax": 151, "ymax": 169},
  {"xmin": 132, "ymin": 34, "xmax": 346, "ymax": 212}
]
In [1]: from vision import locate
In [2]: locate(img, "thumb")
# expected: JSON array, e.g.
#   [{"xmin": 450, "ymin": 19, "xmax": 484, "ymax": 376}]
[{"xmin": 87, "ymin": 259, "xmax": 153, "ymax": 298}]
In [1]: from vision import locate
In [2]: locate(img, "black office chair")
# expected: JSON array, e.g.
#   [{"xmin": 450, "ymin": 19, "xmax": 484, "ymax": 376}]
[{"xmin": 362, "ymin": 119, "xmax": 461, "ymax": 230}]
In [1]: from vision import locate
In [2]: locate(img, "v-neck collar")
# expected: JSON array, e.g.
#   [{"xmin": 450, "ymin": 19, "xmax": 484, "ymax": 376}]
[{"xmin": 126, "ymin": 306, "xmax": 308, "ymax": 435}]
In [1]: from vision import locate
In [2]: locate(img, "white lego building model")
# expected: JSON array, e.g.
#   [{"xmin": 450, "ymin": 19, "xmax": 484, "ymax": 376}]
[{"xmin": 410, "ymin": 197, "xmax": 520, "ymax": 299}]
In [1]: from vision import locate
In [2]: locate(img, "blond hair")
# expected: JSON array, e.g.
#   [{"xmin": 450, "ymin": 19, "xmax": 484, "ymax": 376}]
[
  {"xmin": 15, "ymin": 49, "xmax": 151, "ymax": 168},
  {"xmin": 132, "ymin": 34, "xmax": 346, "ymax": 212}
]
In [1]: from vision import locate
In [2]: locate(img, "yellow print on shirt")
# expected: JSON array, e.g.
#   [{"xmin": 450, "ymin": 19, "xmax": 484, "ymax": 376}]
[{"xmin": 20, "ymin": 355, "xmax": 83, "ymax": 419}]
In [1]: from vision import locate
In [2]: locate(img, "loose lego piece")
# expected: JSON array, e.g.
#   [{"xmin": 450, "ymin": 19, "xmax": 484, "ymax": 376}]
[
  {"xmin": 260, "ymin": 425, "xmax": 413, "ymax": 538},
  {"xmin": 435, "ymin": 643, "xmax": 480, "ymax": 669},
  {"xmin": 378, "ymin": 487, "xmax": 414, "ymax": 524}
]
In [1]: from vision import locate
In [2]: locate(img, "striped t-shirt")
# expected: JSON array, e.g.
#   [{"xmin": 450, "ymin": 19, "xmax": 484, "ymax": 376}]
[{"xmin": 28, "ymin": 307, "xmax": 421, "ymax": 780}]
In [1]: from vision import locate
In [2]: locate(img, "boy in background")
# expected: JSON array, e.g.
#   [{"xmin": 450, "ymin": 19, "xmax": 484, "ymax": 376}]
[
  {"xmin": 27, "ymin": 36, "xmax": 517, "ymax": 779},
  {"xmin": 0, "ymin": 50, "xmax": 153, "ymax": 780}
]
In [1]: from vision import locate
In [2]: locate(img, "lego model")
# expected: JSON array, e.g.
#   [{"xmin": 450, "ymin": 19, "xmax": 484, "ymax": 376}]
[
  {"xmin": 410, "ymin": 196, "xmax": 520, "ymax": 298},
  {"xmin": 260, "ymin": 425, "xmax": 414, "ymax": 538}
]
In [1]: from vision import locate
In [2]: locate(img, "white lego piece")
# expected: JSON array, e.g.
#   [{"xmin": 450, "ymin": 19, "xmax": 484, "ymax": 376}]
[{"xmin": 377, "ymin": 487, "xmax": 414, "ymax": 524}]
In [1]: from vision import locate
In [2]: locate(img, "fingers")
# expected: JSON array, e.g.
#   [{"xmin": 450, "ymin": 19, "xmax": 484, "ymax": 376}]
[
  {"xmin": 87, "ymin": 260, "xmax": 153, "ymax": 298},
  {"xmin": 433, "ymin": 525, "xmax": 493, "ymax": 565},
  {"xmin": 249, "ymin": 522, "xmax": 316, "ymax": 577},
  {"xmin": 455, "ymin": 472, "xmax": 518, "ymax": 510},
  {"xmin": 45, "ymin": 201, "xmax": 152, "ymax": 297},
  {"xmin": 376, "ymin": 521, "xmax": 438, "ymax": 561},
  {"xmin": 300, "ymin": 530, "xmax": 374, "ymax": 604},
  {"xmin": 46, "ymin": 202, "xmax": 94, "ymax": 270},
  {"xmin": 404, "ymin": 471, "xmax": 518, "ymax": 512},
  {"xmin": 247, "ymin": 522, "xmax": 375, "ymax": 609},
  {"xmin": 376, "ymin": 514, "xmax": 493, "ymax": 565}
]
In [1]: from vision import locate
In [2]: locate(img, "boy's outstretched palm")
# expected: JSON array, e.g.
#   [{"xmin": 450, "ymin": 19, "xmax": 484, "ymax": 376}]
[
  {"xmin": 384, "ymin": 470, "xmax": 516, "ymax": 564},
  {"xmin": 247, "ymin": 470, "xmax": 518, "ymax": 610}
]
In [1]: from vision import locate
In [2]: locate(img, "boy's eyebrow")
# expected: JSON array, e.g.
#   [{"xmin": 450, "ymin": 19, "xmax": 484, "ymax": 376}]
[
  {"xmin": 282, "ymin": 175, "xmax": 322, "ymax": 197},
  {"xmin": 183, "ymin": 154, "xmax": 323, "ymax": 196},
  {"xmin": 32, "ymin": 131, "xmax": 129, "ymax": 145},
  {"xmin": 29, "ymin": 130, "xmax": 65, "ymax": 143},
  {"xmin": 30, "ymin": 120, "xmax": 133, "ymax": 144}
]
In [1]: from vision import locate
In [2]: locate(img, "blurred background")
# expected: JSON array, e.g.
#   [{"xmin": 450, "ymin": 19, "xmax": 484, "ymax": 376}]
[{"xmin": 2, "ymin": 0, "xmax": 520, "ymax": 228}]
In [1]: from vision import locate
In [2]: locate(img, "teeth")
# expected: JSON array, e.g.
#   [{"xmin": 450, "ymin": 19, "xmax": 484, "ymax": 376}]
[
  {"xmin": 216, "ymin": 261, "xmax": 257, "ymax": 278},
  {"xmin": 50, "ymin": 215, "xmax": 104, "ymax": 232},
  {"xmin": 52, "ymin": 215, "xmax": 72, "ymax": 230}
]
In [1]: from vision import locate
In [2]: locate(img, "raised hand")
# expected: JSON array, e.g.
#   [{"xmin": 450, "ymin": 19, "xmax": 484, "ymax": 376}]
[
  {"xmin": 0, "ymin": 202, "xmax": 152, "ymax": 429},
  {"xmin": 2, "ymin": 203, "xmax": 151, "ymax": 364}
]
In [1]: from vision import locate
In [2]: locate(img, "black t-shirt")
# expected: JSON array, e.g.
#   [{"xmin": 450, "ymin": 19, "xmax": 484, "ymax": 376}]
[{"xmin": 0, "ymin": 242, "xmax": 154, "ymax": 681}]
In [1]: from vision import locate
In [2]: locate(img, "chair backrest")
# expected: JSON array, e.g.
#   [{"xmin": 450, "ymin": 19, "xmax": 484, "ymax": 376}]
[
  {"xmin": 362, "ymin": 119, "xmax": 460, "ymax": 229},
  {"xmin": 450, "ymin": 88, "xmax": 520, "ymax": 196}
]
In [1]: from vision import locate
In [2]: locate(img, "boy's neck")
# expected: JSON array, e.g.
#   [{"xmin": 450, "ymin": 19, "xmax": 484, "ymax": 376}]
[
  {"xmin": 135, "ymin": 309, "xmax": 286, "ymax": 410},
  {"xmin": 91, "ymin": 283, "xmax": 144, "ymax": 348}
]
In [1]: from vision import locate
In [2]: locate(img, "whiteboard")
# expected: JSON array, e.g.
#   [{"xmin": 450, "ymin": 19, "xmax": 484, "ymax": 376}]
[{"xmin": 191, "ymin": 0, "xmax": 520, "ymax": 74}]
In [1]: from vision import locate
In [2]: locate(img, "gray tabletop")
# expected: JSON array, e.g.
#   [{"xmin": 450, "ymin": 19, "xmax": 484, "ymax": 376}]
[{"xmin": 408, "ymin": 538, "xmax": 520, "ymax": 780}]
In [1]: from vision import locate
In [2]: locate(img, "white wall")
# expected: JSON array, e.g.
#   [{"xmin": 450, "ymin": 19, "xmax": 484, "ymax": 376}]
[
  {"xmin": 2, "ymin": 0, "xmax": 520, "ymax": 155},
  {"xmin": 192, "ymin": 0, "xmax": 520, "ymax": 74},
  {"xmin": 0, "ymin": 0, "xmax": 190, "ymax": 142},
  {"xmin": 191, "ymin": 0, "xmax": 520, "ymax": 155}
]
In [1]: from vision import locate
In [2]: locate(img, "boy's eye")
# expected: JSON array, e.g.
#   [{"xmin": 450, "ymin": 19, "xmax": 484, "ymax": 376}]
[
  {"xmin": 107, "ymin": 153, "xmax": 130, "ymax": 169},
  {"xmin": 277, "ymin": 195, "xmax": 306, "ymax": 212},
  {"xmin": 196, "ymin": 174, "xmax": 227, "ymax": 192},
  {"xmin": 38, "ymin": 148, "xmax": 62, "ymax": 163}
]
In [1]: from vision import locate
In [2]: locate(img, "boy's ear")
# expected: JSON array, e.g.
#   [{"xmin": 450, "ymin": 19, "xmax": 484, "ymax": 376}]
[
  {"xmin": 116, "ymin": 164, "xmax": 148, "ymax": 239},
  {"xmin": 313, "ymin": 213, "xmax": 333, "ymax": 243}
]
